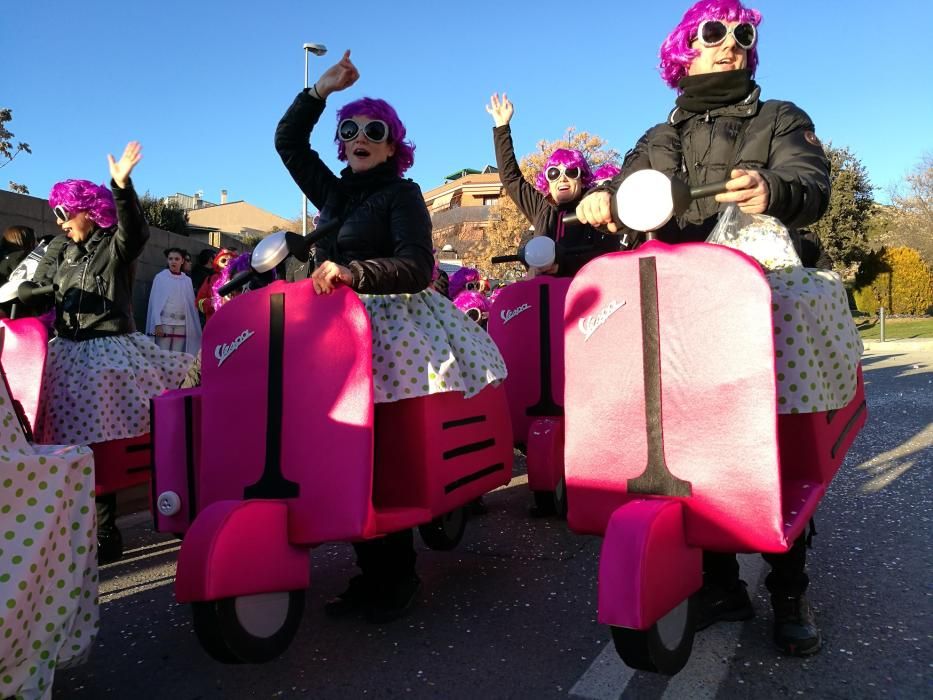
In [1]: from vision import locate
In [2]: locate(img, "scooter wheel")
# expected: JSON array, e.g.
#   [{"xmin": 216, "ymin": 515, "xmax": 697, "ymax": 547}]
[
  {"xmin": 418, "ymin": 507, "xmax": 467, "ymax": 551},
  {"xmin": 191, "ymin": 590, "xmax": 305, "ymax": 664},
  {"xmin": 610, "ymin": 596, "xmax": 696, "ymax": 676}
]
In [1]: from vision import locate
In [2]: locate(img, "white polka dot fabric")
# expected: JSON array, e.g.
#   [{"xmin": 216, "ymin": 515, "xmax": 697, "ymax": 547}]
[
  {"xmin": 34, "ymin": 333, "xmax": 194, "ymax": 446},
  {"xmin": 0, "ymin": 385, "xmax": 98, "ymax": 699},
  {"xmin": 360, "ymin": 290, "xmax": 507, "ymax": 404},
  {"xmin": 768, "ymin": 267, "xmax": 862, "ymax": 413}
]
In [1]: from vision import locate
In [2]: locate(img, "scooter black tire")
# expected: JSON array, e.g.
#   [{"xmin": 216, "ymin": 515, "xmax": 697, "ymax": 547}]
[
  {"xmin": 191, "ymin": 589, "xmax": 305, "ymax": 664},
  {"xmin": 418, "ymin": 507, "xmax": 467, "ymax": 551},
  {"xmin": 610, "ymin": 596, "xmax": 696, "ymax": 676}
]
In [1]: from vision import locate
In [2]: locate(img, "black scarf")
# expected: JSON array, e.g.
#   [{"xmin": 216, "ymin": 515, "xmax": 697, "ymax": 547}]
[{"xmin": 675, "ymin": 69, "xmax": 757, "ymax": 114}]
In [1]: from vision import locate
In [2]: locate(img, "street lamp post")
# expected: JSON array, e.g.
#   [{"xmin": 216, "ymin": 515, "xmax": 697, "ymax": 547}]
[{"xmin": 301, "ymin": 43, "xmax": 327, "ymax": 236}]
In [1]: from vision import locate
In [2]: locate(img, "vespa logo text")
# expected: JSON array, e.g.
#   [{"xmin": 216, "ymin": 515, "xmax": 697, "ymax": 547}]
[
  {"xmin": 578, "ymin": 300, "xmax": 626, "ymax": 341},
  {"xmin": 215, "ymin": 329, "xmax": 255, "ymax": 367},
  {"xmin": 501, "ymin": 303, "xmax": 531, "ymax": 325}
]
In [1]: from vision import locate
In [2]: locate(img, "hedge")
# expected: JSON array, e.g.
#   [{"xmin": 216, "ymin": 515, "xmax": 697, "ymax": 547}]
[{"xmin": 852, "ymin": 246, "xmax": 933, "ymax": 315}]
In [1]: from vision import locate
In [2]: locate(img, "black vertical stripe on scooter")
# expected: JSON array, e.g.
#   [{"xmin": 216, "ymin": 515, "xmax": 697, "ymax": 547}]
[
  {"xmin": 527, "ymin": 284, "xmax": 563, "ymax": 417},
  {"xmin": 244, "ymin": 293, "xmax": 300, "ymax": 499},
  {"xmin": 830, "ymin": 400, "xmax": 867, "ymax": 459},
  {"xmin": 148, "ymin": 399, "xmax": 159, "ymax": 529},
  {"xmin": 627, "ymin": 257, "xmax": 692, "ymax": 497},
  {"xmin": 184, "ymin": 394, "xmax": 198, "ymax": 522},
  {"xmin": 444, "ymin": 463, "xmax": 506, "ymax": 494}
]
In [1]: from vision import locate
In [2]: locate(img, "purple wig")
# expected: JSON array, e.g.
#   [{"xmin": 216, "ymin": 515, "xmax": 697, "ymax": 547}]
[
  {"xmin": 590, "ymin": 163, "xmax": 621, "ymax": 185},
  {"xmin": 48, "ymin": 179, "xmax": 117, "ymax": 228},
  {"xmin": 335, "ymin": 97, "xmax": 415, "ymax": 177},
  {"xmin": 534, "ymin": 149, "xmax": 594, "ymax": 194},
  {"xmin": 212, "ymin": 252, "xmax": 252, "ymax": 310},
  {"xmin": 448, "ymin": 266, "xmax": 481, "ymax": 299},
  {"xmin": 659, "ymin": 0, "xmax": 762, "ymax": 88},
  {"xmin": 452, "ymin": 290, "xmax": 489, "ymax": 323}
]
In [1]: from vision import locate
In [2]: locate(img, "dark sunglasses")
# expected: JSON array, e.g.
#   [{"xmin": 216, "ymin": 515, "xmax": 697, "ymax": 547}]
[
  {"xmin": 465, "ymin": 280, "xmax": 483, "ymax": 291},
  {"xmin": 695, "ymin": 20, "xmax": 757, "ymax": 50},
  {"xmin": 337, "ymin": 118, "xmax": 390, "ymax": 144},
  {"xmin": 545, "ymin": 165, "xmax": 582, "ymax": 182},
  {"xmin": 52, "ymin": 205, "xmax": 72, "ymax": 222}
]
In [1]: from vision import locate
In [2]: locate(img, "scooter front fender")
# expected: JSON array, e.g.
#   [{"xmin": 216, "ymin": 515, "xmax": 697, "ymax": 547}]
[{"xmin": 598, "ymin": 499, "xmax": 701, "ymax": 630}]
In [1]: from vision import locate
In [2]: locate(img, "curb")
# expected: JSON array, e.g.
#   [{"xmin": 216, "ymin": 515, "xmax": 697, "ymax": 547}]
[{"xmin": 862, "ymin": 338, "xmax": 933, "ymax": 352}]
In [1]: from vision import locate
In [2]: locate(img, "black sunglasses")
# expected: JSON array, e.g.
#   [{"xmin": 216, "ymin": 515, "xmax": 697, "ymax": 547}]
[
  {"xmin": 695, "ymin": 20, "xmax": 757, "ymax": 50},
  {"xmin": 52, "ymin": 205, "xmax": 72, "ymax": 222},
  {"xmin": 337, "ymin": 118, "xmax": 390, "ymax": 144},
  {"xmin": 545, "ymin": 165, "xmax": 582, "ymax": 182}
]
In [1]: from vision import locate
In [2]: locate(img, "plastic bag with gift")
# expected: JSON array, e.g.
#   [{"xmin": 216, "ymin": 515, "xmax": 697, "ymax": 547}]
[{"xmin": 705, "ymin": 204, "xmax": 802, "ymax": 271}]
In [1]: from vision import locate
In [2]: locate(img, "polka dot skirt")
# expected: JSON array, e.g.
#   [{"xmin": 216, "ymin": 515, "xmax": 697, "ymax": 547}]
[
  {"xmin": 0, "ymin": 390, "xmax": 98, "ymax": 699},
  {"xmin": 34, "ymin": 333, "xmax": 195, "ymax": 446},
  {"xmin": 768, "ymin": 268, "xmax": 863, "ymax": 414},
  {"xmin": 360, "ymin": 290, "xmax": 508, "ymax": 404}
]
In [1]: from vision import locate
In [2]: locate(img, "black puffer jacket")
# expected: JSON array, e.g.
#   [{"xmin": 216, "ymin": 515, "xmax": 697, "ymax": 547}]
[
  {"xmin": 493, "ymin": 125, "xmax": 620, "ymax": 277},
  {"xmin": 604, "ymin": 86, "xmax": 830, "ymax": 245},
  {"xmin": 275, "ymin": 91, "xmax": 434, "ymax": 294},
  {"xmin": 34, "ymin": 180, "xmax": 148, "ymax": 340}
]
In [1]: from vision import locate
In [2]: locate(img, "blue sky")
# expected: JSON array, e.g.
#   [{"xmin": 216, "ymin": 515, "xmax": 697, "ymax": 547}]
[{"xmin": 5, "ymin": 0, "xmax": 931, "ymax": 221}]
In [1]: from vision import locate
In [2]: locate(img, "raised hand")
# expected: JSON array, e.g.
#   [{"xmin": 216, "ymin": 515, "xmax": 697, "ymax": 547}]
[
  {"xmin": 316, "ymin": 50, "xmax": 360, "ymax": 99},
  {"xmin": 107, "ymin": 141, "xmax": 142, "ymax": 189},
  {"xmin": 485, "ymin": 93, "xmax": 514, "ymax": 127}
]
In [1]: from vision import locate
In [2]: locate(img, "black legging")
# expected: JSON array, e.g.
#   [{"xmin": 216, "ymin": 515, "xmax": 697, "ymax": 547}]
[{"xmin": 703, "ymin": 532, "xmax": 809, "ymax": 597}]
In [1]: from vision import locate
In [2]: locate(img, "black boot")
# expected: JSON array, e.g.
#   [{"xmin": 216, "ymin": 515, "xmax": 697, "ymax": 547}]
[
  {"xmin": 324, "ymin": 575, "xmax": 373, "ymax": 617},
  {"xmin": 695, "ymin": 579, "xmax": 754, "ymax": 630},
  {"xmin": 365, "ymin": 574, "xmax": 422, "ymax": 624},
  {"xmin": 96, "ymin": 494, "xmax": 123, "ymax": 565},
  {"xmin": 771, "ymin": 593, "xmax": 821, "ymax": 656}
]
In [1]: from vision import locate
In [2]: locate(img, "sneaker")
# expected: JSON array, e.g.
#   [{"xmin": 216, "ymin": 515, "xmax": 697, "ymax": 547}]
[
  {"xmin": 324, "ymin": 575, "xmax": 372, "ymax": 618},
  {"xmin": 771, "ymin": 594, "xmax": 822, "ymax": 656},
  {"xmin": 97, "ymin": 526, "xmax": 124, "ymax": 566},
  {"xmin": 695, "ymin": 579, "xmax": 755, "ymax": 630},
  {"xmin": 365, "ymin": 575, "xmax": 422, "ymax": 625}
]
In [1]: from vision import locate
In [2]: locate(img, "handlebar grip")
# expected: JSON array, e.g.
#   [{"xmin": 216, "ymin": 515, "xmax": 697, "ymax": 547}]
[
  {"xmin": 490, "ymin": 255, "xmax": 523, "ymax": 264},
  {"xmin": 217, "ymin": 269, "xmax": 254, "ymax": 297},
  {"xmin": 561, "ymin": 212, "xmax": 581, "ymax": 226},
  {"xmin": 17, "ymin": 282, "xmax": 57, "ymax": 304},
  {"xmin": 689, "ymin": 180, "xmax": 729, "ymax": 199}
]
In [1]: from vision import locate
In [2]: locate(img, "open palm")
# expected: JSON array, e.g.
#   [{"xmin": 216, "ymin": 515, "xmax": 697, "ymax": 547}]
[{"xmin": 108, "ymin": 141, "xmax": 142, "ymax": 188}]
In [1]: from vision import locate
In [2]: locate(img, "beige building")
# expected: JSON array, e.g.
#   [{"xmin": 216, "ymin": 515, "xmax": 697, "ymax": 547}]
[
  {"xmin": 423, "ymin": 167, "xmax": 503, "ymax": 261},
  {"xmin": 166, "ymin": 190, "xmax": 293, "ymax": 247}
]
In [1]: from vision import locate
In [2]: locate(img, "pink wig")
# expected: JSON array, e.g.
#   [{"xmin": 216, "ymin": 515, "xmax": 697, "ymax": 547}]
[
  {"xmin": 590, "ymin": 163, "xmax": 621, "ymax": 185},
  {"xmin": 488, "ymin": 286, "xmax": 505, "ymax": 306},
  {"xmin": 48, "ymin": 179, "xmax": 117, "ymax": 228},
  {"xmin": 452, "ymin": 290, "xmax": 489, "ymax": 323},
  {"xmin": 448, "ymin": 266, "xmax": 481, "ymax": 299},
  {"xmin": 212, "ymin": 252, "xmax": 252, "ymax": 310},
  {"xmin": 659, "ymin": 0, "xmax": 762, "ymax": 88},
  {"xmin": 534, "ymin": 149, "xmax": 594, "ymax": 194},
  {"xmin": 335, "ymin": 97, "xmax": 415, "ymax": 176}
]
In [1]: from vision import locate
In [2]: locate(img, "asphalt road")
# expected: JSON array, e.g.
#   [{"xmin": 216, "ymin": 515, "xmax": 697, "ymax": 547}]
[{"xmin": 52, "ymin": 341, "xmax": 932, "ymax": 700}]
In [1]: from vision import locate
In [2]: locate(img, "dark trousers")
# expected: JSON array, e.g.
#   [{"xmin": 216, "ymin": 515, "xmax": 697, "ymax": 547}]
[
  {"xmin": 352, "ymin": 529, "xmax": 417, "ymax": 584},
  {"xmin": 96, "ymin": 492, "xmax": 118, "ymax": 535},
  {"xmin": 703, "ymin": 532, "xmax": 810, "ymax": 598}
]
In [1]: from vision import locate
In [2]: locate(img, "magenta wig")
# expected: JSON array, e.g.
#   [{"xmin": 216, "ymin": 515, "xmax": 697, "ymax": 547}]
[
  {"xmin": 335, "ymin": 97, "xmax": 415, "ymax": 176},
  {"xmin": 452, "ymin": 290, "xmax": 489, "ymax": 322},
  {"xmin": 659, "ymin": 0, "xmax": 762, "ymax": 88},
  {"xmin": 534, "ymin": 149, "xmax": 594, "ymax": 194},
  {"xmin": 212, "ymin": 252, "xmax": 252, "ymax": 310},
  {"xmin": 590, "ymin": 163, "xmax": 621, "ymax": 185},
  {"xmin": 448, "ymin": 266, "xmax": 481, "ymax": 299},
  {"xmin": 48, "ymin": 179, "xmax": 117, "ymax": 228}
]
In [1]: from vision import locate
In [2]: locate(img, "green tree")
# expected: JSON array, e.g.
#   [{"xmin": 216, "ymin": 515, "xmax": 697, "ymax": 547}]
[
  {"xmin": 809, "ymin": 144, "xmax": 873, "ymax": 273},
  {"xmin": 478, "ymin": 127, "xmax": 619, "ymax": 273},
  {"xmin": 0, "ymin": 108, "xmax": 31, "ymax": 194},
  {"xmin": 140, "ymin": 193, "xmax": 189, "ymax": 235},
  {"xmin": 853, "ymin": 246, "xmax": 933, "ymax": 315}
]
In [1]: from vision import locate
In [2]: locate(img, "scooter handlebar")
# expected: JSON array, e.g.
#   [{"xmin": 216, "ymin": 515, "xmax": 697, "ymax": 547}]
[
  {"xmin": 16, "ymin": 282, "xmax": 57, "ymax": 305},
  {"xmin": 217, "ymin": 269, "xmax": 254, "ymax": 297}
]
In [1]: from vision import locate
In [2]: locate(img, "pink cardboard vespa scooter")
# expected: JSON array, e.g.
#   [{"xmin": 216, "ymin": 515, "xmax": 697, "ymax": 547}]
[
  {"xmin": 152, "ymin": 230, "xmax": 513, "ymax": 664},
  {"xmin": 487, "ymin": 237, "xmax": 572, "ymax": 516},
  {"xmin": 561, "ymin": 170, "xmax": 867, "ymax": 674}
]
